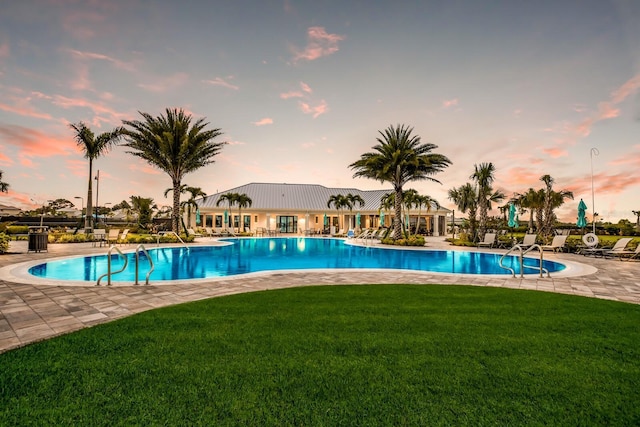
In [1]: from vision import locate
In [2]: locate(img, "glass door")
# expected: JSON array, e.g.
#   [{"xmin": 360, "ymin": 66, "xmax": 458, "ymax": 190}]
[{"xmin": 277, "ymin": 216, "xmax": 298, "ymax": 233}]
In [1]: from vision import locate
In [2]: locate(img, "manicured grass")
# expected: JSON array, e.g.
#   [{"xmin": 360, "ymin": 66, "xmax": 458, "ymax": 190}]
[{"xmin": 2, "ymin": 285, "xmax": 640, "ymax": 425}]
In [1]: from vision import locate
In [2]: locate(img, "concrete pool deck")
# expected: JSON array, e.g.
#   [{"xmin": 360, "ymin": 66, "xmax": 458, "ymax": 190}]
[{"xmin": 1, "ymin": 236, "xmax": 640, "ymax": 354}]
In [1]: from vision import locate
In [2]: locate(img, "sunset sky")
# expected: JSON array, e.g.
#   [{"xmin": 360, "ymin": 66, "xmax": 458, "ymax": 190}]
[{"xmin": 0, "ymin": 0, "xmax": 639, "ymax": 223}]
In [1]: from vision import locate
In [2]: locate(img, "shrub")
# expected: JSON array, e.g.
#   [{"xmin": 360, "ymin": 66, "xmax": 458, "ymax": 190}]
[
  {"xmin": 5, "ymin": 225, "xmax": 29, "ymax": 235},
  {"xmin": 381, "ymin": 236, "xmax": 425, "ymax": 247},
  {"xmin": 0, "ymin": 232, "xmax": 10, "ymax": 253}
]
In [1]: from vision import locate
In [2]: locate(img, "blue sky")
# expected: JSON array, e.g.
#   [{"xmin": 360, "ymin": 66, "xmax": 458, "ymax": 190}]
[{"xmin": 0, "ymin": 0, "xmax": 638, "ymax": 223}]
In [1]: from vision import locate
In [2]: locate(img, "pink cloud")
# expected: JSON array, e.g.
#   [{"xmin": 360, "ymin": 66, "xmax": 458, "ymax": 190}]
[
  {"xmin": 137, "ymin": 72, "xmax": 189, "ymax": 92},
  {"xmin": 68, "ymin": 49, "xmax": 135, "ymax": 71},
  {"xmin": 541, "ymin": 147, "xmax": 569, "ymax": 158},
  {"xmin": 610, "ymin": 73, "xmax": 640, "ymax": 104},
  {"xmin": 0, "ymin": 101, "xmax": 52, "ymax": 120},
  {"xmin": 300, "ymin": 82, "xmax": 312, "ymax": 93},
  {"xmin": 291, "ymin": 27, "xmax": 345, "ymax": 63},
  {"xmin": 0, "ymin": 41, "xmax": 9, "ymax": 59},
  {"xmin": 280, "ymin": 91, "xmax": 304, "ymax": 99},
  {"xmin": 202, "ymin": 76, "xmax": 239, "ymax": 90},
  {"xmin": 0, "ymin": 151, "xmax": 12, "ymax": 166},
  {"xmin": 0, "ymin": 125, "xmax": 76, "ymax": 167},
  {"xmin": 299, "ymin": 100, "xmax": 328, "ymax": 118},
  {"xmin": 442, "ymin": 98, "xmax": 458, "ymax": 108},
  {"xmin": 128, "ymin": 162, "xmax": 162, "ymax": 175},
  {"xmin": 52, "ymin": 94, "xmax": 126, "ymax": 126},
  {"xmin": 252, "ymin": 118, "xmax": 273, "ymax": 126}
]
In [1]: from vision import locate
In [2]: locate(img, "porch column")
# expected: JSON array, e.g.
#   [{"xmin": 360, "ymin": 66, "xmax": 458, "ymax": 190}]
[{"xmin": 434, "ymin": 214, "xmax": 440, "ymax": 236}]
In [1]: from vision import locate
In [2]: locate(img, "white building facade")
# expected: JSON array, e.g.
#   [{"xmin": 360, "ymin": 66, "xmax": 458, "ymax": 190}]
[{"xmin": 195, "ymin": 183, "xmax": 450, "ymax": 236}]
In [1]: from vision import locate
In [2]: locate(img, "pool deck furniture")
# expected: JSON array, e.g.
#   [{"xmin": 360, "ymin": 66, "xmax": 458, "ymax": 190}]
[
  {"xmin": 541, "ymin": 235, "xmax": 568, "ymax": 252},
  {"xmin": 106, "ymin": 229, "xmax": 120, "ymax": 245},
  {"xmin": 617, "ymin": 244, "xmax": 640, "ymax": 261},
  {"xmin": 477, "ymin": 233, "xmax": 496, "ymax": 248},
  {"xmin": 91, "ymin": 229, "xmax": 106, "ymax": 247},
  {"xmin": 603, "ymin": 238, "xmax": 634, "ymax": 259}
]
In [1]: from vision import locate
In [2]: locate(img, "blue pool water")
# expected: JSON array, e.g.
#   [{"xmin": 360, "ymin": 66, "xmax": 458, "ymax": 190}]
[{"xmin": 28, "ymin": 237, "xmax": 566, "ymax": 282}]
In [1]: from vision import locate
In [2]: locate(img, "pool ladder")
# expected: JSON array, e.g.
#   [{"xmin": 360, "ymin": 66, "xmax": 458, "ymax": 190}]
[
  {"xmin": 499, "ymin": 244, "xmax": 550, "ymax": 278},
  {"xmin": 96, "ymin": 244, "xmax": 155, "ymax": 286}
]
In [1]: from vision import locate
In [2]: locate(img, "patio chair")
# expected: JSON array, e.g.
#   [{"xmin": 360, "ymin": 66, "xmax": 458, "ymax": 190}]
[
  {"xmin": 603, "ymin": 238, "xmax": 633, "ymax": 259},
  {"xmin": 541, "ymin": 235, "xmax": 568, "ymax": 252},
  {"xmin": 106, "ymin": 229, "xmax": 120, "ymax": 245},
  {"xmin": 520, "ymin": 233, "xmax": 537, "ymax": 249},
  {"xmin": 92, "ymin": 229, "xmax": 106, "ymax": 247},
  {"xmin": 187, "ymin": 228, "xmax": 203, "ymax": 238},
  {"xmin": 118, "ymin": 229, "xmax": 129, "ymax": 245},
  {"xmin": 477, "ymin": 232, "xmax": 496, "ymax": 248},
  {"xmin": 617, "ymin": 243, "xmax": 640, "ymax": 261}
]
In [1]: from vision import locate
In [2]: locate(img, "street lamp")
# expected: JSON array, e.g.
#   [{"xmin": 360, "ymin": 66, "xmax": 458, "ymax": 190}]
[
  {"xmin": 590, "ymin": 148, "xmax": 599, "ymax": 234},
  {"xmin": 74, "ymin": 196, "xmax": 84, "ymax": 221}
]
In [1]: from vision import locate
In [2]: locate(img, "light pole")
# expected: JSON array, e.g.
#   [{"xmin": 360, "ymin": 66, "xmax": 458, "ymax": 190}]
[
  {"xmin": 74, "ymin": 196, "xmax": 84, "ymax": 220},
  {"xmin": 590, "ymin": 148, "xmax": 599, "ymax": 234},
  {"xmin": 94, "ymin": 170, "xmax": 100, "ymax": 226}
]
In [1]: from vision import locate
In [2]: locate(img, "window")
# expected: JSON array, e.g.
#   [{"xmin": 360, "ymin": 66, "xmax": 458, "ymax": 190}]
[
  {"xmin": 244, "ymin": 215, "xmax": 251, "ymax": 231},
  {"xmin": 215, "ymin": 215, "xmax": 222, "ymax": 228}
]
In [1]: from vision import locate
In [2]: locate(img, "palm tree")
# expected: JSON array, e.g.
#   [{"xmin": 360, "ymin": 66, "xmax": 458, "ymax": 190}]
[
  {"xmin": 129, "ymin": 195, "xmax": 157, "ymax": 229},
  {"xmin": 70, "ymin": 122, "xmax": 123, "ymax": 232},
  {"xmin": 122, "ymin": 108, "xmax": 226, "ymax": 233},
  {"xmin": 236, "ymin": 193, "xmax": 253, "ymax": 232},
  {"xmin": 633, "ymin": 210, "xmax": 640, "ymax": 231},
  {"xmin": 448, "ymin": 183, "xmax": 478, "ymax": 240},
  {"xmin": 327, "ymin": 194, "xmax": 349, "ymax": 231},
  {"xmin": 345, "ymin": 193, "xmax": 365, "ymax": 230},
  {"xmin": 0, "ymin": 170, "xmax": 8, "ymax": 193},
  {"xmin": 216, "ymin": 192, "xmax": 238, "ymax": 230},
  {"xmin": 184, "ymin": 186, "xmax": 207, "ymax": 228},
  {"xmin": 414, "ymin": 194, "xmax": 439, "ymax": 235},
  {"xmin": 516, "ymin": 188, "xmax": 544, "ymax": 233},
  {"xmin": 471, "ymin": 162, "xmax": 504, "ymax": 239},
  {"xmin": 350, "ymin": 124, "xmax": 451, "ymax": 240},
  {"xmin": 540, "ymin": 175, "xmax": 574, "ymax": 238},
  {"xmin": 402, "ymin": 189, "xmax": 419, "ymax": 235}
]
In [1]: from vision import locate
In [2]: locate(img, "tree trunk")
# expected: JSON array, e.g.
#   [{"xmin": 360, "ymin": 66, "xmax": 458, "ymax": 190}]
[
  {"xmin": 477, "ymin": 198, "xmax": 488, "ymax": 240},
  {"xmin": 172, "ymin": 180, "xmax": 180, "ymax": 233},
  {"xmin": 393, "ymin": 187, "xmax": 403, "ymax": 240},
  {"xmin": 85, "ymin": 159, "xmax": 93, "ymax": 232}
]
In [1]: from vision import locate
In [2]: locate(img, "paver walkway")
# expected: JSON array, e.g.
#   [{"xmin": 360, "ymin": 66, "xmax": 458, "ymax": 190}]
[{"xmin": 1, "ymin": 238, "xmax": 640, "ymax": 354}]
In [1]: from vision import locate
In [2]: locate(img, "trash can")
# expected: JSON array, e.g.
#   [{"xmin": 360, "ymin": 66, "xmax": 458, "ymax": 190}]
[{"xmin": 28, "ymin": 226, "xmax": 48, "ymax": 253}]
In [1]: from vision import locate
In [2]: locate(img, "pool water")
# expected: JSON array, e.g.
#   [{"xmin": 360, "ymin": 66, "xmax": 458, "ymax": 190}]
[{"xmin": 28, "ymin": 237, "xmax": 566, "ymax": 282}]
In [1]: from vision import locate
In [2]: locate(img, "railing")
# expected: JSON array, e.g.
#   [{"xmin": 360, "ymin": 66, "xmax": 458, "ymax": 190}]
[
  {"xmin": 155, "ymin": 231, "xmax": 189, "ymax": 250},
  {"xmin": 96, "ymin": 246, "xmax": 128, "ymax": 286},
  {"xmin": 134, "ymin": 244, "xmax": 154, "ymax": 285},
  {"xmin": 96, "ymin": 244, "xmax": 156, "ymax": 286},
  {"xmin": 499, "ymin": 244, "xmax": 550, "ymax": 278}
]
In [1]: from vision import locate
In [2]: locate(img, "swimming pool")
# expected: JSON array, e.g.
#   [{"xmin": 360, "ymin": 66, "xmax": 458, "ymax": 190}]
[{"xmin": 27, "ymin": 237, "xmax": 566, "ymax": 283}]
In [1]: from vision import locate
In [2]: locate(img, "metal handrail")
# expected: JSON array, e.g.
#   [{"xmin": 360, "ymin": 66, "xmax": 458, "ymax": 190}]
[
  {"xmin": 97, "ymin": 246, "xmax": 128, "ymax": 286},
  {"xmin": 499, "ymin": 243, "xmax": 550, "ymax": 278},
  {"xmin": 134, "ymin": 244, "xmax": 155, "ymax": 285},
  {"xmin": 155, "ymin": 231, "xmax": 189, "ymax": 250}
]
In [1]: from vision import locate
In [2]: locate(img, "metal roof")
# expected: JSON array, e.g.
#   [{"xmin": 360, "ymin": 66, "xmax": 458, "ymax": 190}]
[{"xmin": 197, "ymin": 183, "xmax": 449, "ymax": 213}]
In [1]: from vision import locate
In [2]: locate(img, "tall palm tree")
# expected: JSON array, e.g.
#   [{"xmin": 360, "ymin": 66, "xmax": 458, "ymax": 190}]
[
  {"xmin": 540, "ymin": 175, "xmax": 574, "ymax": 237},
  {"xmin": 633, "ymin": 210, "xmax": 640, "ymax": 231},
  {"xmin": 471, "ymin": 162, "xmax": 504, "ymax": 239},
  {"xmin": 216, "ymin": 192, "xmax": 238, "ymax": 229},
  {"xmin": 0, "ymin": 170, "xmax": 8, "ymax": 193},
  {"xmin": 448, "ymin": 183, "xmax": 478, "ymax": 240},
  {"xmin": 70, "ymin": 122, "xmax": 123, "ymax": 232},
  {"xmin": 345, "ymin": 193, "xmax": 365, "ymax": 230},
  {"xmin": 122, "ymin": 108, "xmax": 226, "ymax": 233},
  {"xmin": 350, "ymin": 124, "xmax": 451, "ymax": 240},
  {"xmin": 327, "ymin": 194, "xmax": 349, "ymax": 231},
  {"xmin": 236, "ymin": 193, "xmax": 253, "ymax": 232}
]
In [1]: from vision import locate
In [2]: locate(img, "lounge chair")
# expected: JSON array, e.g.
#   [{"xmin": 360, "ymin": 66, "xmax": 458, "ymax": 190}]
[
  {"xmin": 106, "ymin": 229, "xmax": 120, "ymax": 245},
  {"xmin": 520, "ymin": 234, "xmax": 537, "ymax": 249},
  {"xmin": 541, "ymin": 235, "xmax": 568, "ymax": 252},
  {"xmin": 603, "ymin": 237, "xmax": 633, "ymax": 259},
  {"xmin": 617, "ymin": 243, "xmax": 640, "ymax": 261},
  {"xmin": 187, "ymin": 228, "xmax": 203, "ymax": 238},
  {"xmin": 118, "ymin": 229, "xmax": 129, "ymax": 245},
  {"xmin": 477, "ymin": 233, "xmax": 496, "ymax": 248}
]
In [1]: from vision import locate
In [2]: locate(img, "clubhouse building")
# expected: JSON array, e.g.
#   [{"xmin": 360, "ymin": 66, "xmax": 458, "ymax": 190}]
[{"xmin": 195, "ymin": 183, "xmax": 451, "ymax": 236}]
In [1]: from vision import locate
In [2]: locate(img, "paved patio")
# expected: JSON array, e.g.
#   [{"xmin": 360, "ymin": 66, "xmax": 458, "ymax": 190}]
[{"xmin": 1, "ymin": 237, "xmax": 639, "ymax": 354}]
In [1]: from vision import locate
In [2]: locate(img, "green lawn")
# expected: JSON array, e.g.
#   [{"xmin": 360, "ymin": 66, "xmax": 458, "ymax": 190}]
[{"xmin": 2, "ymin": 285, "xmax": 640, "ymax": 426}]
